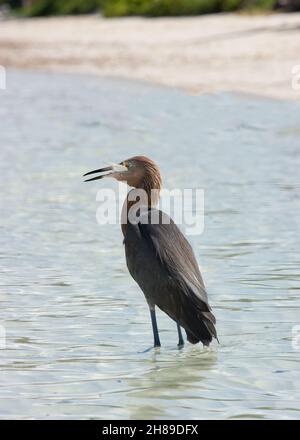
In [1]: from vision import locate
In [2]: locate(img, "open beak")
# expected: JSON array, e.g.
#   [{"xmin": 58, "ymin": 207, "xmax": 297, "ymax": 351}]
[{"xmin": 83, "ymin": 162, "xmax": 127, "ymax": 182}]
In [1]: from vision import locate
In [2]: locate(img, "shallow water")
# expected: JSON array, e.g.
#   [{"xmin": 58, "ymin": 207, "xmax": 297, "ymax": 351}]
[{"xmin": 0, "ymin": 70, "xmax": 300, "ymax": 419}]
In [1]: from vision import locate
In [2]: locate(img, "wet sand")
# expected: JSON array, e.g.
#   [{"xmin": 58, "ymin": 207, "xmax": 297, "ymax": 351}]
[{"xmin": 0, "ymin": 12, "xmax": 300, "ymax": 100}]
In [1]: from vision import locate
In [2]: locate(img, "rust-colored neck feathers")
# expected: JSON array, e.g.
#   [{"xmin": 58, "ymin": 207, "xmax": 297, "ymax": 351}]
[
  {"xmin": 121, "ymin": 156, "xmax": 162, "ymax": 236},
  {"xmin": 136, "ymin": 156, "xmax": 162, "ymax": 202}
]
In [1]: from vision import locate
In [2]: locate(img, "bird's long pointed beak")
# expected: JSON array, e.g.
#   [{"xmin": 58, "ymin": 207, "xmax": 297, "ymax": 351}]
[
  {"xmin": 83, "ymin": 165, "xmax": 113, "ymax": 182},
  {"xmin": 83, "ymin": 163, "xmax": 127, "ymax": 182}
]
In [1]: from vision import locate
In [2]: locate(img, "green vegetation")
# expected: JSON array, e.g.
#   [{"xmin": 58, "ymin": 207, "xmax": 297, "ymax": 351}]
[
  {"xmin": 27, "ymin": 0, "xmax": 103, "ymax": 16},
  {"xmin": 242, "ymin": 0, "xmax": 278, "ymax": 11},
  {"xmin": 103, "ymin": 0, "xmax": 242, "ymax": 17},
  {"xmin": 0, "ymin": 0, "xmax": 299, "ymax": 17},
  {"xmin": 0, "ymin": 1, "xmax": 104, "ymax": 16}
]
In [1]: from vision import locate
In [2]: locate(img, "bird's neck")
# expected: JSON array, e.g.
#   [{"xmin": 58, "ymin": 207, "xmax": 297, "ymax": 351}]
[{"xmin": 121, "ymin": 180, "xmax": 161, "ymax": 236}]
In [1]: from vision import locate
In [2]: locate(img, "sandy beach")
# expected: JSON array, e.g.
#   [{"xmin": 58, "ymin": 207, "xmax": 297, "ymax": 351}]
[{"xmin": 1, "ymin": 12, "xmax": 300, "ymax": 100}]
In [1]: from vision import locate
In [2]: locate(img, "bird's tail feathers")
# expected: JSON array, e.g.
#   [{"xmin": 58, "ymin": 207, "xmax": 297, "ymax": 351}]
[{"xmin": 184, "ymin": 309, "xmax": 217, "ymax": 346}]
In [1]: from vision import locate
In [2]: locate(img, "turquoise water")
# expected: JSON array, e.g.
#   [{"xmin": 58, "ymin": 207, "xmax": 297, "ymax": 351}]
[{"xmin": 0, "ymin": 70, "xmax": 300, "ymax": 419}]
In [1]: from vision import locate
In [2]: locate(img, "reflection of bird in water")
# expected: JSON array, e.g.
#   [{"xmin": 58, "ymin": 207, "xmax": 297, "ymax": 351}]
[
  {"xmin": 84, "ymin": 156, "xmax": 217, "ymax": 348},
  {"xmin": 125, "ymin": 348, "xmax": 217, "ymax": 419}
]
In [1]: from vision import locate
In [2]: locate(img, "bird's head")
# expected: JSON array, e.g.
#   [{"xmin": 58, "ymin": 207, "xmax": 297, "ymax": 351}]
[{"xmin": 83, "ymin": 156, "xmax": 162, "ymax": 192}]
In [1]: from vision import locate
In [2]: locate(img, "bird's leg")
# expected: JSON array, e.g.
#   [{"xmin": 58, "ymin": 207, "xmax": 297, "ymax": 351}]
[
  {"xmin": 177, "ymin": 322, "xmax": 184, "ymax": 347},
  {"xmin": 150, "ymin": 308, "xmax": 161, "ymax": 347}
]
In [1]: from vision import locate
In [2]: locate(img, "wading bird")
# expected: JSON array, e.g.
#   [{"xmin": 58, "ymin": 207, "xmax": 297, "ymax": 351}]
[{"xmin": 84, "ymin": 156, "xmax": 217, "ymax": 347}]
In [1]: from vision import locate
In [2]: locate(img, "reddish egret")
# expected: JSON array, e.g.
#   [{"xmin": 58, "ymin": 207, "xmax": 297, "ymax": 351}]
[{"xmin": 84, "ymin": 156, "xmax": 217, "ymax": 347}]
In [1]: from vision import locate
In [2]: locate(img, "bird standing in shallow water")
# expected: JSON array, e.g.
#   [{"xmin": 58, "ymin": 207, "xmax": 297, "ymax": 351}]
[{"xmin": 84, "ymin": 156, "xmax": 217, "ymax": 348}]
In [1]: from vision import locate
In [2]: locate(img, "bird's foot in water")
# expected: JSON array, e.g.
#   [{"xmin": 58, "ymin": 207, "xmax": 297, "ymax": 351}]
[{"xmin": 140, "ymin": 345, "xmax": 161, "ymax": 353}]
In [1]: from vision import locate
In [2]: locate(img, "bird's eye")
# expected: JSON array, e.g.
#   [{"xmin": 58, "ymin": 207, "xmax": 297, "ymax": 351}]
[{"xmin": 123, "ymin": 161, "xmax": 129, "ymax": 168}]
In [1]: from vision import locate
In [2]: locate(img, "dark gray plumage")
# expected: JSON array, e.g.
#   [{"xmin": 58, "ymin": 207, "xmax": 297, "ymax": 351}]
[{"xmin": 124, "ymin": 209, "xmax": 217, "ymax": 346}]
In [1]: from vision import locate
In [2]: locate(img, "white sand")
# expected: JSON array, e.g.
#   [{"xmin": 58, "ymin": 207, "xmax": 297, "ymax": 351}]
[{"xmin": 1, "ymin": 13, "xmax": 300, "ymax": 100}]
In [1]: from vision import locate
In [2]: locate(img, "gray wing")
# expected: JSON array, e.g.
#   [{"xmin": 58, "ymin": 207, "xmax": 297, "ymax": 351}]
[{"xmin": 124, "ymin": 209, "xmax": 217, "ymax": 345}]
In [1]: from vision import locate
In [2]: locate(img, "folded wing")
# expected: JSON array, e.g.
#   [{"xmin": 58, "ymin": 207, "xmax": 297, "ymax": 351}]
[{"xmin": 124, "ymin": 209, "xmax": 217, "ymax": 345}]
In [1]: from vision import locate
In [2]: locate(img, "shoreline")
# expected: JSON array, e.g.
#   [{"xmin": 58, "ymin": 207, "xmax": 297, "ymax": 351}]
[{"xmin": 1, "ymin": 13, "xmax": 300, "ymax": 100}]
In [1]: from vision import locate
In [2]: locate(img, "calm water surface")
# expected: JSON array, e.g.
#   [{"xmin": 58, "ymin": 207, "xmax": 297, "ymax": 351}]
[{"xmin": 0, "ymin": 70, "xmax": 300, "ymax": 419}]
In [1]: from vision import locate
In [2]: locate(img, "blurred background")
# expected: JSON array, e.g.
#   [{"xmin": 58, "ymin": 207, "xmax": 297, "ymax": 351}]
[
  {"xmin": 1, "ymin": 0, "xmax": 300, "ymax": 99},
  {"xmin": 0, "ymin": 0, "xmax": 300, "ymax": 421},
  {"xmin": 0, "ymin": 0, "xmax": 300, "ymax": 16}
]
